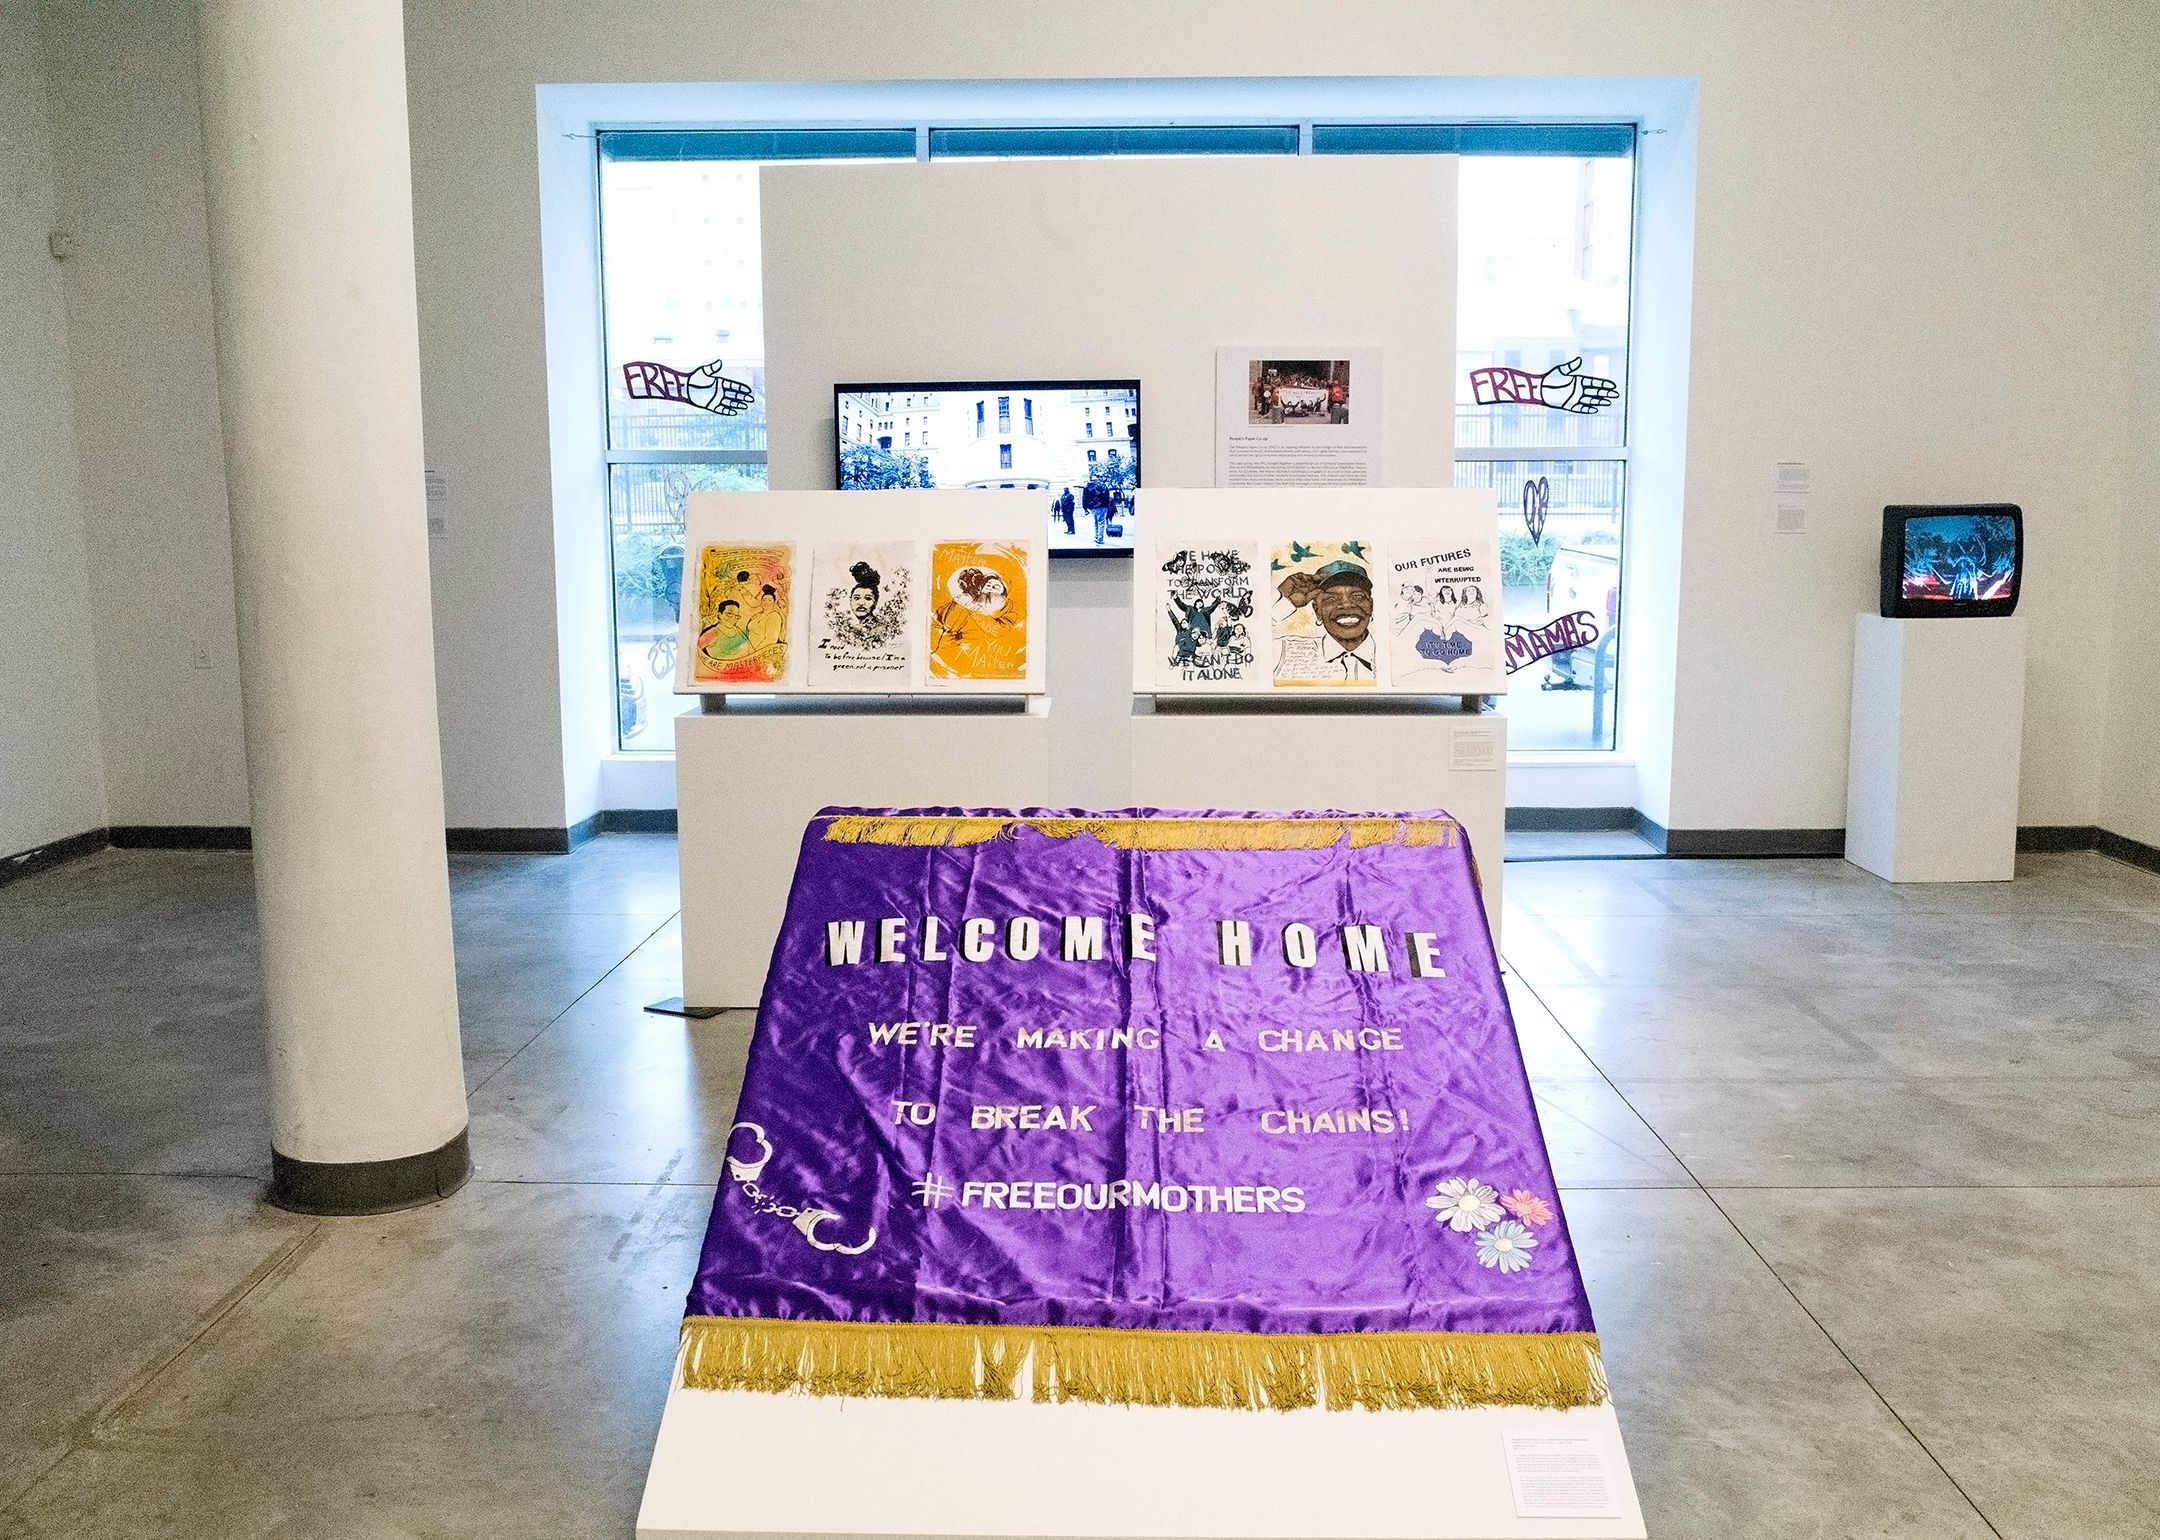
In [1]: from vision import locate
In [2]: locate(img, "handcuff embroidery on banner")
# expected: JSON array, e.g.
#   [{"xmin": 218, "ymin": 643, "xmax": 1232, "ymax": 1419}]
[{"xmin": 726, "ymin": 1121, "xmax": 877, "ymax": 1255}]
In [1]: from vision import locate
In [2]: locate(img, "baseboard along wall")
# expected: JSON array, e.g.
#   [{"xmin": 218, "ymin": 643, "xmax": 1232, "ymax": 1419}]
[
  {"xmin": 1512, "ymin": 813, "xmax": 2160, "ymax": 869},
  {"xmin": 9, "ymin": 817, "xmax": 2159, "ymax": 885}
]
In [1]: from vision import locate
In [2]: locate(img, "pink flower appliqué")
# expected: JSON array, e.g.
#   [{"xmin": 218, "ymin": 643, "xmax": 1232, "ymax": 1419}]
[{"xmin": 1500, "ymin": 1189, "xmax": 1556, "ymax": 1227}]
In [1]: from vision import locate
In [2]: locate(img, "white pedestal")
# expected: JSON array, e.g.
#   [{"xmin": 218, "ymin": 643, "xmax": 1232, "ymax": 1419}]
[
  {"xmin": 678, "ymin": 703, "xmax": 1054, "ymax": 1007},
  {"xmin": 637, "ymin": 1384, "xmax": 1644, "ymax": 1540},
  {"xmin": 1844, "ymin": 614, "xmax": 2026, "ymax": 883},
  {"xmin": 1131, "ymin": 706, "xmax": 1506, "ymax": 938}
]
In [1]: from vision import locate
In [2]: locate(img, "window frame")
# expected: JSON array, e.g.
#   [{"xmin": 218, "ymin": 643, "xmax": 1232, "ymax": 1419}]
[
  {"xmin": 1449, "ymin": 151, "xmax": 1638, "ymax": 754},
  {"xmin": 589, "ymin": 111, "xmax": 1642, "ymax": 758}
]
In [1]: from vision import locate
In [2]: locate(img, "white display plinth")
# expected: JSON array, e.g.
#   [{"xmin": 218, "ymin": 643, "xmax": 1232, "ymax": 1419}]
[
  {"xmin": 1844, "ymin": 614, "xmax": 2026, "ymax": 882},
  {"xmin": 1132, "ymin": 705, "xmax": 1506, "ymax": 938},
  {"xmin": 637, "ymin": 1384, "xmax": 1644, "ymax": 1540},
  {"xmin": 677, "ymin": 703, "xmax": 1053, "ymax": 1008}
]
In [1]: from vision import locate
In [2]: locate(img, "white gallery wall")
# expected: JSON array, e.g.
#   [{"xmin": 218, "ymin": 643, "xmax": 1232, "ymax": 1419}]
[
  {"xmin": 36, "ymin": 0, "xmax": 250, "ymax": 831},
  {"xmin": 13, "ymin": 0, "xmax": 2160, "ymax": 846},
  {"xmin": 0, "ymin": 2, "xmax": 106, "ymax": 858},
  {"xmin": 761, "ymin": 156, "xmax": 1455, "ymax": 809},
  {"xmin": 2100, "ymin": 234, "xmax": 2160, "ymax": 850}
]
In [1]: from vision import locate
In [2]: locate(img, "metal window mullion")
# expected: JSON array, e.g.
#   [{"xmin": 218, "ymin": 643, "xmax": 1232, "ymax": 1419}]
[
  {"xmin": 1453, "ymin": 446, "xmax": 1629, "ymax": 463},
  {"xmin": 606, "ymin": 449, "xmax": 769, "ymax": 466}
]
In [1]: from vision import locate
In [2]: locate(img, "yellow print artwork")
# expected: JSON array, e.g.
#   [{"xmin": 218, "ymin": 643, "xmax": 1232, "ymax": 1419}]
[
  {"xmin": 693, "ymin": 544, "xmax": 791, "ymax": 685},
  {"xmin": 928, "ymin": 541, "xmax": 1028, "ymax": 682}
]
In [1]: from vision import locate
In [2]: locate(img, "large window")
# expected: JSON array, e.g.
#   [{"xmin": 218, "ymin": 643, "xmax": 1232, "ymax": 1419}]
[
  {"xmin": 1454, "ymin": 155, "xmax": 1634, "ymax": 750},
  {"xmin": 596, "ymin": 124, "xmax": 1633, "ymax": 754},
  {"xmin": 597, "ymin": 132, "xmax": 912, "ymax": 750}
]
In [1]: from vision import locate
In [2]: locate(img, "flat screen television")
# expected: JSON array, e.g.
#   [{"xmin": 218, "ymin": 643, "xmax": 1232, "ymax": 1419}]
[
  {"xmin": 1879, "ymin": 504, "xmax": 2023, "ymax": 619},
  {"xmin": 835, "ymin": 379, "xmax": 1141, "ymax": 556}
]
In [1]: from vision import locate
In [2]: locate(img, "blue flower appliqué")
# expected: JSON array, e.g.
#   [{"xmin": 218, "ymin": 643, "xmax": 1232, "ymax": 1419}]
[{"xmin": 1475, "ymin": 1220, "xmax": 1537, "ymax": 1274}]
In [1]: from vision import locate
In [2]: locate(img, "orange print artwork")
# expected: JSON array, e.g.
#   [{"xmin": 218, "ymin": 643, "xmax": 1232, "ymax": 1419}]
[{"xmin": 927, "ymin": 541, "xmax": 1027, "ymax": 682}]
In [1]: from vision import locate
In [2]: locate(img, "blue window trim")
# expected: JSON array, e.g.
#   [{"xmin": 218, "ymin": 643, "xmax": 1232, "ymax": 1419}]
[
  {"xmin": 929, "ymin": 125, "xmax": 1300, "ymax": 158},
  {"xmin": 598, "ymin": 123, "xmax": 1633, "ymax": 164},
  {"xmin": 1312, "ymin": 123, "xmax": 1634, "ymax": 157},
  {"xmin": 598, "ymin": 129, "xmax": 917, "ymax": 162}
]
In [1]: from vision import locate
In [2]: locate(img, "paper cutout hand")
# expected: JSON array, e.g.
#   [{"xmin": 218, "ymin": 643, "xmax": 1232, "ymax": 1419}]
[
  {"xmin": 687, "ymin": 359, "xmax": 755, "ymax": 416},
  {"xmin": 1538, "ymin": 357, "xmax": 1619, "ymax": 415}
]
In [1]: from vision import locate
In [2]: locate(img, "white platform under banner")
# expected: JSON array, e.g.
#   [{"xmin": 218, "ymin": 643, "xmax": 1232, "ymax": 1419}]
[{"xmin": 637, "ymin": 1387, "xmax": 1644, "ymax": 1540}]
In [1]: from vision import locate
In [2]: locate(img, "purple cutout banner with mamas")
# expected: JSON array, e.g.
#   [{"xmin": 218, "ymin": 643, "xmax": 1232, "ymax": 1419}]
[{"xmin": 680, "ymin": 808, "xmax": 1604, "ymax": 1413}]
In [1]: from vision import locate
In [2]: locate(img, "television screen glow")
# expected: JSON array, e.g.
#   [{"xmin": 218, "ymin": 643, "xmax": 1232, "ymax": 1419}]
[
  {"xmin": 1899, "ymin": 511, "xmax": 2019, "ymax": 605},
  {"xmin": 836, "ymin": 380, "xmax": 1140, "ymax": 555}
]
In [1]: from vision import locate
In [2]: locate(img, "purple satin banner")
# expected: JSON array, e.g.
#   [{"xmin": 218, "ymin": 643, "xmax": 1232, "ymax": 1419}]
[{"xmin": 687, "ymin": 808, "xmax": 1592, "ymax": 1342}]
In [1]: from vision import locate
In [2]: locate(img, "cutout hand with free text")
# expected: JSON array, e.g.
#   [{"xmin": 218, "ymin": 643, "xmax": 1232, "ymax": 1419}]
[
  {"xmin": 622, "ymin": 357, "xmax": 755, "ymax": 416},
  {"xmin": 1470, "ymin": 356, "xmax": 1619, "ymax": 416}
]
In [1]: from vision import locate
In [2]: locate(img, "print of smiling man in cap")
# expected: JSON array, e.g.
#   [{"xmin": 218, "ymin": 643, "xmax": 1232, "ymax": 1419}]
[{"xmin": 1275, "ymin": 556, "xmax": 1376, "ymax": 680}]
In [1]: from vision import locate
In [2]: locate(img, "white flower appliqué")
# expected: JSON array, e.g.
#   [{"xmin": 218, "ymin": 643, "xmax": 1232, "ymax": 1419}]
[{"xmin": 1427, "ymin": 1177, "xmax": 1504, "ymax": 1232}]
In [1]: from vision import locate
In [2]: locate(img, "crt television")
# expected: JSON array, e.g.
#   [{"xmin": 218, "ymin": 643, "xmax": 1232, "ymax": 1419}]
[
  {"xmin": 834, "ymin": 379, "xmax": 1141, "ymax": 556},
  {"xmin": 1879, "ymin": 504, "xmax": 2023, "ymax": 619}
]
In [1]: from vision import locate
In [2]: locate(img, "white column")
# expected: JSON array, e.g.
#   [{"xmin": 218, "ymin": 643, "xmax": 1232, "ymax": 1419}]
[{"xmin": 197, "ymin": 0, "xmax": 469, "ymax": 1211}]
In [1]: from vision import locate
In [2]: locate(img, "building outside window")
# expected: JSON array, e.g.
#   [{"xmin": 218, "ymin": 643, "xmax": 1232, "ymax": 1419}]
[{"xmin": 595, "ymin": 127, "xmax": 1633, "ymax": 756}]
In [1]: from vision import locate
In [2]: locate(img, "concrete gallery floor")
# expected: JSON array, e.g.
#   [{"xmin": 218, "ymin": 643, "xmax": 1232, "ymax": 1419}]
[{"xmin": 5, "ymin": 837, "xmax": 2160, "ymax": 1538}]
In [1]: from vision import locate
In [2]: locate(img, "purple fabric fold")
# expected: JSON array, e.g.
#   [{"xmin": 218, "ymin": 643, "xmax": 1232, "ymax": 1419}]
[{"xmin": 685, "ymin": 807, "xmax": 1592, "ymax": 1340}]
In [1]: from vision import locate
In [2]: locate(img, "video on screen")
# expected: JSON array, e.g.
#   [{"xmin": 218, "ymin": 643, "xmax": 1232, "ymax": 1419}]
[
  {"xmin": 1899, "ymin": 511, "xmax": 2019, "ymax": 604},
  {"xmin": 836, "ymin": 381, "xmax": 1140, "ymax": 555}
]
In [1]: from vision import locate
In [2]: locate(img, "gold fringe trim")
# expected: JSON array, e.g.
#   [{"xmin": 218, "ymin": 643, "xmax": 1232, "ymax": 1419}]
[
  {"xmin": 677, "ymin": 1312, "xmax": 1020, "ymax": 1402},
  {"xmin": 678, "ymin": 1317, "xmax": 1604, "ymax": 1413},
  {"xmin": 820, "ymin": 814, "xmax": 1460, "ymax": 852},
  {"xmin": 820, "ymin": 814, "xmax": 1018, "ymax": 848},
  {"xmin": 1311, "ymin": 1329, "xmax": 1607, "ymax": 1413},
  {"xmin": 1033, "ymin": 1323, "xmax": 1319, "ymax": 1411}
]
